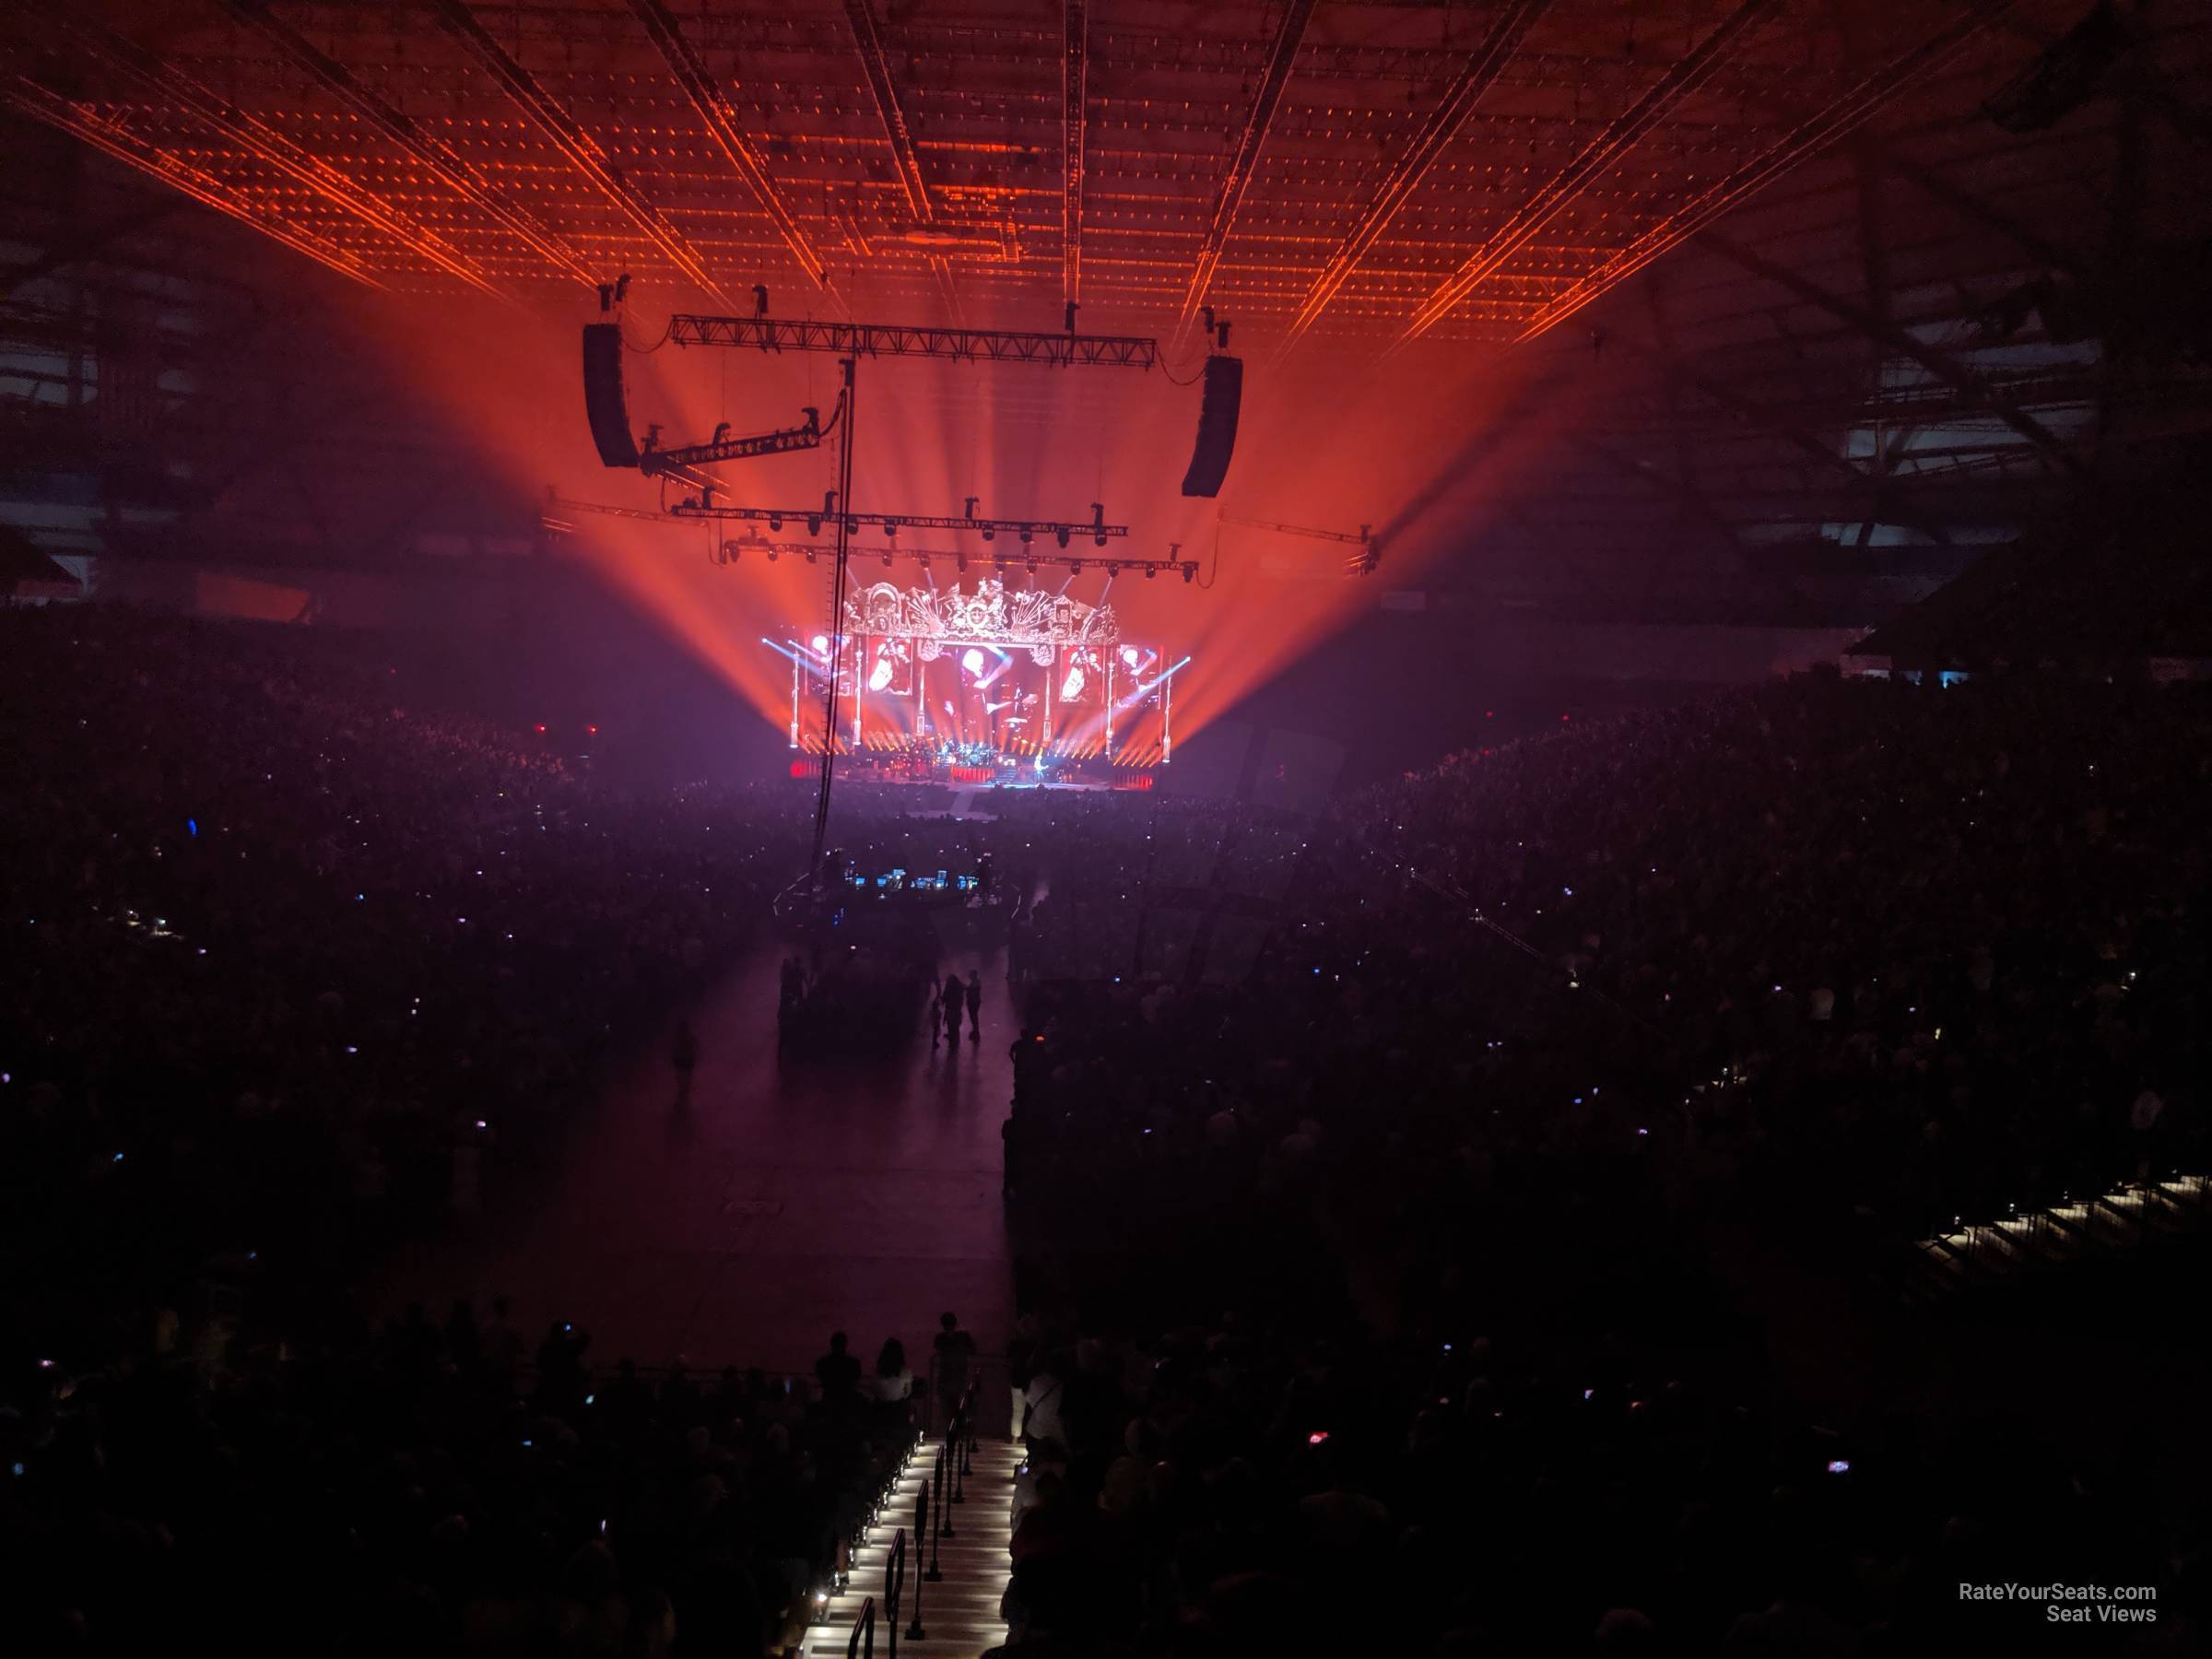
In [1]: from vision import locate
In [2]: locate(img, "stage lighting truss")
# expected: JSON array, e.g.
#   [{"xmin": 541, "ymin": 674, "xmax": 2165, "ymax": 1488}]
[
  {"xmin": 544, "ymin": 494, "xmax": 1187, "ymax": 576},
  {"xmin": 637, "ymin": 394, "xmax": 840, "ymax": 480},
  {"xmin": 759, "ymin": 539, "xmax": 1187, "ymax": 580},
  {"xmin": 1218, "ymin": 511, "xmax": 1382, "ymax": 576},
  {"xmin": 667, "ymin": 314, "xmax": 1159, "ymax": 370},
  {"xmin": 666, "ymin": 499, "xmax": 1130, "ymax": 542}
]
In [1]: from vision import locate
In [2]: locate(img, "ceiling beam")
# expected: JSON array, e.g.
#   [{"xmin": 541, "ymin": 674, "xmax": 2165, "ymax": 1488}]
[
  {"xmin": 1875, "ymin": 136, "xmax": 2085, "ymax": 278},
  {"xmin": 1510, "ymin": 0, "xmax": 2018, "ymax": 346},
  {"xmin": 1394, "ymin": 0, "xmax": 1783, "ymax": 348},
  {"xmin": 841, "ymin": 0, "xmax": 959, "ymax": 318},
  {"xmin": 59, "ymin": 18, "xmax": 510, "ymax": 300},
  {"xmin": 624, "ymin": 0, "xmax": 833, "ymax": 294},
  {"xmin": 1273, "ymin": 0, "xmax": 1547, "ymax": 356},
  {"xmin": 1173, "ymin": 0, "xmax": 1313, "ymax": 339},
  {"xmin": 1697, "ymin": 229, "xmax": 2088, "ymax": 477},
  {"xmin": 0, "ymin": 76, "xmax": 381, "ymax": 288},
  {"xmin": 1639, "ymin": 269, "xmax": 1723, "ymax": 593},
  {"xmin": 427, "ymin": 0, "xmax": 728, "ymax": 301},
  {"xmin": 1063, "ymin": 0, "xmax": 1088, "ymax": 311},
  {"xmin": 215, "ymin": 0, "xmax": 595, "ymax": 291}
]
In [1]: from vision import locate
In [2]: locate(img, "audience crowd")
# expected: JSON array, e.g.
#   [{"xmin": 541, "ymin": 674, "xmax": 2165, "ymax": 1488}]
[
  {"xmin": 4, "ymin": 1296, "xmax": 923, "ymax": 1657},
  {"xmin": 1005, "ymin": 671, "xmax": 2212, "ymax": 1270},
  {"xmin": 992, "ymin": 1312, "xmax": 2206, "ymax": 1655},
  {"xmin": 0, "ymin": 606, "xmax": 813, "ymax": 1353},
  {"xmin": 8, "ymin": 603, "xmax": 2212, "ymax": 1653}
]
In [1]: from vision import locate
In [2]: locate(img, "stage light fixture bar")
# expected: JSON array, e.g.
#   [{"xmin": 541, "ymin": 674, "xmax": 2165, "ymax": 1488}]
[
  {"xmin": 712, "ymin": 539, "xmax": 1193, "ymax": 579},
  {"xmin": 667, "ymin": 501, "xmax": 1129, "ymax": 540},
  {"xmin": 639, "ymin": 401, "xmax": 831, "ymax": 477},
  {"xmin": 668, "ymin": 314, "xmax": 1159, "ymax": 369},
  {"xmin": 1220, "ymin": 512, "xmax": 1371, "ymax": 547},
  {"xmin": 542, "ymin": 497, "xmax": 1181, "ymax": 573}
]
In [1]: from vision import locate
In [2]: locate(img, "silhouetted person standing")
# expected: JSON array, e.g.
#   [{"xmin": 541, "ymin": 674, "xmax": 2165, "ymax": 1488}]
[
  {"xmin": 934, "ymin": 1311, "xmax": 977, "ymax": 1418},
  {"xmin": 816, "ymin": 1330, "xmax": 861, "ymax": 1405},
  {"xmin": 965, "ymin": 970, "xmax": 982, "ymax": 1041},
  {"xmin": 942, "ymin": 971, "xmax": 964, "ymax": 1047}
]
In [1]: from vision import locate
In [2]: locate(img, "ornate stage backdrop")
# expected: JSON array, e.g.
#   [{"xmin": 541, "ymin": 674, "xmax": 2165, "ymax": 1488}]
[{"xmin": 841, "ymin": 580, "xmax": 1120, "ymax": 664}]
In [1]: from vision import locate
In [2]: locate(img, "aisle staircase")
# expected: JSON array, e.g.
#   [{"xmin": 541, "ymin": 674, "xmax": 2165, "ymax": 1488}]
[
  {"xmin": 808, "ymin": 1430, "xmax": 1019, "ymax": 1659},
  {"xmin": 1905, "ymin": 1173, "xmax": 2212, "ymax": 1304}
]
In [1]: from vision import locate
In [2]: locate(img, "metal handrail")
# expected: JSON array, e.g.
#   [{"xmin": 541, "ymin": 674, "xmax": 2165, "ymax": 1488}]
[
  {"xmin": 926, "ymin": 1449, "xmax": 946, "ymax": 1578},
  {"xmin": 883, "ymin": 1528, "xmax": 906, "ymax": 1659},
  {"xmin": 922, "ymin": 1347, "xmax": 1005, "ymax": 1435},
  {"xmin": 909, "ymin": 1482, "xmax": 932, "ymax": 1637},
  {"xmin": 845, "ymin": 1595, "xmax": 876, "ymax": 1659}
]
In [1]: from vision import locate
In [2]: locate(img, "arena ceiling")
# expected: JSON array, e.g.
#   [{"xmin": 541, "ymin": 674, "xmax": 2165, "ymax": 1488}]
[{"xmin": 5, "ymin": 1, "xmax": 2209, "ymax": 615}]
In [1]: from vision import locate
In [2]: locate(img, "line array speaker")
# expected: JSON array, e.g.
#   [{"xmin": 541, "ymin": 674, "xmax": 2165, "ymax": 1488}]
[
  {"xmin": 1180, "ymin": 355, "xmax": 1243, "ymax": 498},
  {"xmin": 582, "ymin": 323, "xmax": 640, "ymax": 468}
]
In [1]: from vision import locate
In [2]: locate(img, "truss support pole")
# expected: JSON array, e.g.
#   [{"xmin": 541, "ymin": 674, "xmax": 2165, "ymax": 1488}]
[{"xmin": 814, "ymin": 357, "xmax": 859, "ymax": 876}]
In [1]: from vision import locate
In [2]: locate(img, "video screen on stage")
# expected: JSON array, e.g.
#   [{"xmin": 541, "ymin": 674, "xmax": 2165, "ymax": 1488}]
[
  {"xmin": 785, "ymin": 582, "xmax": 1176, "ymax": 771},
  {"xmin": 800, "ymin": 637, "xmax": 1169, "ymax": 761}
]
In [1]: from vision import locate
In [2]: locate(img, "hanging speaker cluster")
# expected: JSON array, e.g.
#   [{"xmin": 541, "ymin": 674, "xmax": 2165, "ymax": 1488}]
[
  {"xmin": 1181, "ymin": 356, "xmax": 1242, "ymax": 498},
  {"xmin": 582, "ymin": 323, "xmax": 640, "ymax": 468}
]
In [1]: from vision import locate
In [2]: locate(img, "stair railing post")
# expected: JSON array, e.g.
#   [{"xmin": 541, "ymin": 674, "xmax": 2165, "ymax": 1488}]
[
  {"xmin": 936, "ymin": 1441, "xmax": 956, "ymax": 1536},
  {"xmin": 911, "ymin": 1488, "xmax": 934, "ymax": 1631},
  {"xmin": 920, "ymin": 1477, "xmax": 937, "ymax": 1593},
  {"xmin": 885, "ymin": 1528, "xmax": 905, "ymax": 1659}
]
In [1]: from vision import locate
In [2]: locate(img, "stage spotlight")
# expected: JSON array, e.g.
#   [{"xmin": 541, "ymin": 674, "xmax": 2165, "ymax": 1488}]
[
  {"xmin": 845, "ymin": 516, "xmax": 859, "ymax": 534},
  {"xmin": 962, "ymin": 648, "xmax": 985, "ymax": 677},
  {"xmin": 722, "ymin": 539, "xmax": 742, "ymax": 562},
  {"xmin": 957, "ymin": 552, "xmax": 969, "ymax": 573},
  {"xmin": 766, "ymin": 547, "xmax": 779, "ymax": 562},
  {"xmin": 1019, "ymin": 528, "xmax": 1034, "ymax": 546},
  {"xmin": 1106, "ymin": 563, "xmax": 1119, "ymax": 577},
  {"xmin": 1181, "ymin": 563, "xmax": 1194, "ymax": 583},
  {"xmin": 881, "ymin": 552, "xmax": 893, "ymax": 567},
  {"xmin": 1122, "ymin": 646, "xmax": 1140, "ymax": 666},
  {"xmin": 1054, "ymin": 527, "xmax": 1071, "ymax": 549},
  {"xmin": 769, "ymin": 514, "xmax": 782, "ymax": 531},
  {"xmin": 1026, "ymin": 559, "xmax": 1039, "ymax": 574},
  {"xmin": 812, "ymin": 636, "xmax": 830, "ymax": 653},
  {"xmin": 982, "ymin": 525, "xmax": 996, "ymax": 543},
  {"xmin": 1143, "ymin": 566, "xmax": 1156, "ymax": 580},
  {"xmin": 1071, "ymin": 560, "xmax": 1084, "ymax": 576},
  {"xmin": 806, "ymin": 514, "xmax": 821, "ymax": 535},
  {"xmin": 883, "ymin": 519, "xmax": 899, "ymax": 537},
  {"xmin": 1093, "ymin": 534, "xmax": 1108, "ymax": 547}
]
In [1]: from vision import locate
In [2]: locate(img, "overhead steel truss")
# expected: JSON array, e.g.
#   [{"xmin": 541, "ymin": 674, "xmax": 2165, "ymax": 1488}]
[
  {"xmin": 545, "ymin": 497, "xmax": 1184, "ymax": 577},
  {"xmin": 426, "ymin": 0, "xmax": 728, "ymax": 303},
  {"xmin": 667, "ymin": 315, "xmax": 1159, "ymax": 369},
  {"xmin": 1176, "ymin": 0, "xmax": 1313, "ymax": 336},
  {"xmin": 637, "ymin": 401, "xmax": 832, "ymax": 479},
  {"xmin": 665, "ymin": 500, "xmax": 1130, "ymax": 543},
  {"xmin": 213, "ymin": 0, "xmax": 595, "ymax": 290}
]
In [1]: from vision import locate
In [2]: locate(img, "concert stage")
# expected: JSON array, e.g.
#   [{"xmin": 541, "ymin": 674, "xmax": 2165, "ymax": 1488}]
[{"xmin": 770, "ymin": 578, "xmax": 1185, "ymax": 785}]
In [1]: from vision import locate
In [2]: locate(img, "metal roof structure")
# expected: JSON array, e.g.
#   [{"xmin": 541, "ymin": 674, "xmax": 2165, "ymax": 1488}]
[{"xmin": 5, "ymin": 1, "xmax": 2209, "ymax": 615}]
